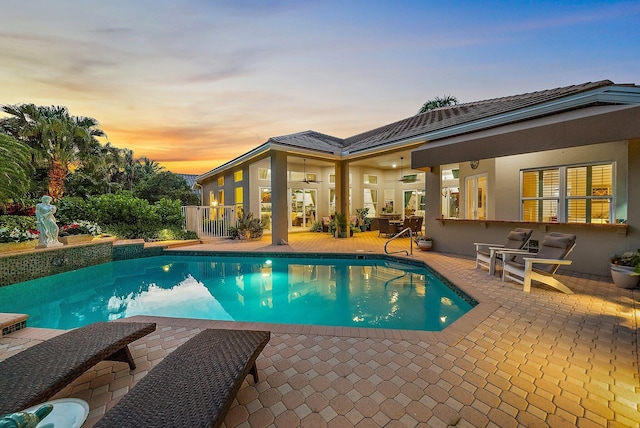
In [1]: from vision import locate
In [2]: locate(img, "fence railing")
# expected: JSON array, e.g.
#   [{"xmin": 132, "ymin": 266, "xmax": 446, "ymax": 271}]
[{"xmin": 182, "ymin": 205, "xmax": 236, "ymax": 238}]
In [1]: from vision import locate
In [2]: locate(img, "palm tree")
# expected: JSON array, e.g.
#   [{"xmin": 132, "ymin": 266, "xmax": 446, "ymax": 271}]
[
  {"xmin": 0, "ymin": 134, "xmax": 33, "ymax": 203},
  {"xmin": 1, "ymin": 104, "xmax": 106, "ymax": 200},
  {"xmin": 417, "ymin": 95, "xmax": 459, "ymax": 114}
]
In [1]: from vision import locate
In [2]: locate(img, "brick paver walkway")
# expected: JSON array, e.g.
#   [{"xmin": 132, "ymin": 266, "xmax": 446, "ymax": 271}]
[{"xmin": 1, "ymin": 231, "xmax": 639, "ymax": 427}]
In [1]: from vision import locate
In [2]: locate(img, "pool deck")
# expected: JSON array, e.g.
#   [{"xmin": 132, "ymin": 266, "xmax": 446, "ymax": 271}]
[{"xmin": 1, "ymin": 231, "xmax": 639, "ymax": 427}]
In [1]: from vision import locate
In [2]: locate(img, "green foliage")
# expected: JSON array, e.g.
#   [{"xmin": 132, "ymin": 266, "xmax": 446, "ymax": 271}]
[
  {"xmin": 611, "ymin": 249, "xmax": 640, "ymax": 267},
  {"xmin": 154, "ymin": 198, "xmax": 184, "ymax": 228},
  {"xmin": 0, "ymin": 215, "xmax": 38, "ymax": 243},
  {"xmin": 309, "ymin": 221, "xmax": 323, "ymax": 232},
  {"xmin": 230, "ymin": 212, "xmax": 264, "ymax": 239},
  {"xmin": 0, "ymin": 134, "xmax": 34, "ymax": 203},
  {"xmin": 56, "ymin": 197, "xmax": 94, "ymax": 225},
  {"xmin": 91, "ymin": 192, "xmax": 160, "ymax": 226},
  {"xmin": 101, "ymin": 223, "xmax": 159, "ymax": 241},
  {"xmin": 59, "ymin": 220, "xmax": 102, "ymax": 236},
  {"xmin": 417, "ymin": 95, "xmax": 458, "ymax": 114},
  {"xmin": 88, "ymin": 192, "xmax": 160, "ymax": 240},
  {"xmin": 0, "ymin": 215, "xmax": 37, "ymax": 232},
  {"xmin": 134, "ymin": 171, "xmax": 200, "ymax": 205},
  {"xmin": 355, "ymin": 207, "xmax": 371, "ymax": 230},
  {"xmin": 335, "ymin": 213, "xmax": 348, "ymax": 230},
  {"xmin": 156, "ymin": 228, "xmax": 198, "ymax": 241},
  {"xmin": 327, "ymin": 217, "xmax": 336, "ymax": 234}
]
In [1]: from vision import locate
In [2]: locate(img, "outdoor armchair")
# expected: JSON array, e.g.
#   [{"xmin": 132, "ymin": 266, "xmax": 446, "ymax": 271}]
[
  {"xmin": 497, "ymin": 232, "xmax": 576, "ymax": 294},
  {"xmin": 474, "ymin": 228, "xmax": 533, "ymax": 275}
]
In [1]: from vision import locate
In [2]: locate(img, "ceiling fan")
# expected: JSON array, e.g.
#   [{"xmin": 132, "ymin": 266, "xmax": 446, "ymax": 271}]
[
  {"xmin": 387, "ymin": 157, "xmax": 417, "ymax": 183},
  {"xmin": 297, "ymin": 159, "xmax": 323, "ymax": 184}
]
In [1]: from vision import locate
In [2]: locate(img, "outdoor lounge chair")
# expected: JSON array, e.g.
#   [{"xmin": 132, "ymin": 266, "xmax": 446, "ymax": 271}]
[
  {"xmin": 474, "ymin": 228, "xmax": 533, "ymax": 275},
  {"xmin": 497, "ymin": 232, "xmax": 576, "ymax": 294},
  {"xmin": 95, "ymin": 328, "xmax": 270, "ymax": 428},
  {"xmin": 0, "ymin": 321, "xmax": 156, "ymax": 414}
]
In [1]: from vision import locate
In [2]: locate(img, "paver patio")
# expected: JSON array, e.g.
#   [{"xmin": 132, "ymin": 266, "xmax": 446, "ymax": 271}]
[{"xmin": 1, "ymin": 231, "xmax": 638, "ymax": 427}]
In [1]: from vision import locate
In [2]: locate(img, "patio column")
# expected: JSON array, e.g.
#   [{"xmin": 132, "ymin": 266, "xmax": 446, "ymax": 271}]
[
  {"xmin": 271, "ymin": 151, "xmax": 289, "ymax": 245},
  {"xmin": 335, "ymin": 160, "xmax": 350, "ymax": 233}
]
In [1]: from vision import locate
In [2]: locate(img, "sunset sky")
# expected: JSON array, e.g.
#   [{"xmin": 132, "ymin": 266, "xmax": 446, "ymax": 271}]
[{"xmin": 2, "ymin": 1, "xmax": 639, "ymax": 175}]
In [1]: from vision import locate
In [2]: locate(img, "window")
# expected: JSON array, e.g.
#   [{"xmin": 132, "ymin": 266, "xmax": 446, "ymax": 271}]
[
  {"xmin": 234, "ymin": 170, "xmax": 243, "ymax": 182},
  {"xmin": 521, "ymin": 163, "xmax": 613, "ymax": 223},
  {"xmin": 404, "ymin": 190, "xmax": 425, "ymax": 218},
  {"xmin": 364, "ymin": 174, "xmax": 378, "ymax": 184},
  {"xmin": 441, "ymin": 165, "xmax": 460, "ymax": 218},
  {"xmin": 328, "ymin": 188, "xmax": 352, "ymax": 215},
  {"xmin": 218, "ymin": 190, "xmax": 224, "ymax": 205},
  {"xmin": 328, "ymin": 174, "xmax": 352, "ymax": 184},
  {"xmin": 383, "ymin": 189, "xmax": 394, "ymax": 214},
  {"xmin": 288, "ymin": 171, "xmax": 317, "ymax": 182},
  {"xmin": 465, "ymin": 174, "xmax": 487, "ymax": 220},
  {"xmin": 363, "ymin": 189, "xmax": 378, "ymax": 216},
  {"xmin": 234, "ymin": 187, "xmax": 243, "ymax": 218},
  {"xmin": 260, "ymin": 187, "xmax": 271, "ymax": 230},
  {"xmin": 217, "ymin": 176, "xmax": 224, "ymax": 186},
  {"xmin": 258, "ymin": 168, "xmax": 271, "ymax": 180}
]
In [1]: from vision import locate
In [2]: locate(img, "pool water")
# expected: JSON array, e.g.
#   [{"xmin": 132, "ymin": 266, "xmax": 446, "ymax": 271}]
[{"xmin": 0, "ymin": 255, "xmax": 474, "ymax": 331}]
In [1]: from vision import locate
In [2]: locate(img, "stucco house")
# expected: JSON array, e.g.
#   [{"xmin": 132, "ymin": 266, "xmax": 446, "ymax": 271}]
[{"xmin": 195, "ymin": 80, "xmax": 640, "ymax": 276}]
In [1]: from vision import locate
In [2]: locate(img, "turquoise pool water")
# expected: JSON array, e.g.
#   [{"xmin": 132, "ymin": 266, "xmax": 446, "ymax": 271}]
[{"xmin": 0, "ymin": 255, "xmax": 474, "ymax": 331}]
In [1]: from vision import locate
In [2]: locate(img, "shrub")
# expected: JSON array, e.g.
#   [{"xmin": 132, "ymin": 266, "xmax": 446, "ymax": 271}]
[
  {"xmin": 0, "ymin": 215, "xmax": 37, "ymax": 232},
  {"xmin": 56, "ymin": 197, "xmax": 94, "ymax": 225},
  {"xmin": 155, "ymin": 228, "xmax": 198, "ymax": 241},
  {"xmin": 154, "ymin": 198, "xmax": 184, "ymax": 228}
]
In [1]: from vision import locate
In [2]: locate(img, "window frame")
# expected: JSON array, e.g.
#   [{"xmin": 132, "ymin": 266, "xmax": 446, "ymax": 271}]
[{"xmin": 520, "ymin": 162, "xmax": 614, "ymax": 224}]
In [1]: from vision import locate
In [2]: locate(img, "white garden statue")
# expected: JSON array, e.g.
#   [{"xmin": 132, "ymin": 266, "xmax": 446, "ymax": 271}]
[{"xmin": 35, "ymin": 195, "xmax": 63, "ymax": 248}]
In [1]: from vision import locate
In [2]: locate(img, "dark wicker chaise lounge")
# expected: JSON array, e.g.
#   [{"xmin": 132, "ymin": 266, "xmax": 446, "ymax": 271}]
[
  {"xmin": 95, "ymin": 328, "xmax": 271, "ymax": 428},
  {"xmin": 0, "ymin": 321, "xmax": 156, "ymax": 414}
]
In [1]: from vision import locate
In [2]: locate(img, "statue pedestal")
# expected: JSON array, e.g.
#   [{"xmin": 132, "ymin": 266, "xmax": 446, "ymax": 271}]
[
  {"xmin": 59, "ymin": 235, "xmax": 93, "ymax": 245},
  {"xmin": 36, "ymin": 241, "xmax": 64, "ymax": 249}
]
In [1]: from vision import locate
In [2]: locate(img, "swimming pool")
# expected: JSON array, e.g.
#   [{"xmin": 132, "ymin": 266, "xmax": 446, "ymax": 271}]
[{"xmin": 0, "ymin": 255, "xmax": 475, "ymax": 331}]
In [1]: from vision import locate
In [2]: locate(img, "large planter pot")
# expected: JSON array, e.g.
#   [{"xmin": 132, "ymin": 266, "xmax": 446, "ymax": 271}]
[
  {"xmin": 610, "ymin": 264, "xmax": 640, "ymax": 289},
  {"xmin": 417, "ymin": 240, "xmax": 433, "ymax": 251},
  {"xmin": 0, "ymin": 240, "xmax": 38, "ymax": 253},
  {"xmin": 59, "ymin": 234, "xmax": 94, "ymax": 245}
]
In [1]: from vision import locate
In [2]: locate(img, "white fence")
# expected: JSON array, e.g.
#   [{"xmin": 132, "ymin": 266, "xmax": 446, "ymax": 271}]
[{"xmin": 182, "ymin": 205, "xmax": 237, "ymax": 238}]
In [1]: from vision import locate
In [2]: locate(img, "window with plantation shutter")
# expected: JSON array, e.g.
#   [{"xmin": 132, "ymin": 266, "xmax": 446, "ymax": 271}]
[{"xmin": 521, "ymin": 163, "xmax": 613, "ymax": 223}]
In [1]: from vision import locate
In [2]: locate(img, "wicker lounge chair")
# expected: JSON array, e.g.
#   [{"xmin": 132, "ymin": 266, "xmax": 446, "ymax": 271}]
[
  {"xmin": 0, "ymin": 321, "xmax": 156, "ymax": 414},
  {"xmin": 95, "ymin": 328, "xmax": 271, "ymax": 428}
]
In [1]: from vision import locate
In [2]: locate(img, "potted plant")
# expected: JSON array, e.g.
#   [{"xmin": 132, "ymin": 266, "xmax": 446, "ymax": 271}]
[
  {"xmin": 610, "ymin": 249, "xmax": 640, "ymax": 288},
  {"xmin": 415, "ymin": 235, "xmax": 433, "ymax": 251},
  {"xmin": 334, "ymin": 213, "xmax": 349, "ymax": 238},
  {"xmin": 229, "ymin": 212, "xmax": 264, "ymax": 240},
  {"xmin": 355, "ymin": 208, "xmax": 371, "ymax": 232}
]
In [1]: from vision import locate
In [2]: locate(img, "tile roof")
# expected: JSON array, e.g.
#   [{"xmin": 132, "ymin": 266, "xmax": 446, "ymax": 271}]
[
  {"xmin": 269, "ymin": 80, "xmax": 617, "ymax": 155},
  {"xmin": 268, "ymin": 130, "xmax": 345, "ymax": 154},
  {"xmin": 343, "ymin": 80, "xmax": 615, "ymax": 153}
]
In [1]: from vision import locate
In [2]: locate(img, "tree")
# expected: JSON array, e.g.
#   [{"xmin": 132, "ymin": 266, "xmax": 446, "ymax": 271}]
[
  {"xmin": 0, "ymin": 134, "xmax": 34, "ymax": 203},
  {"xmin": 134, "ymin": 171, "xmax": 200, "ymax": 205},
  {"xmin": 0, "ymin": 104, "xmax": 106, "ymax": 200},
  {"xmin": 417, "ymin": 95, "xmax": 458, "ymax": 114}
]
